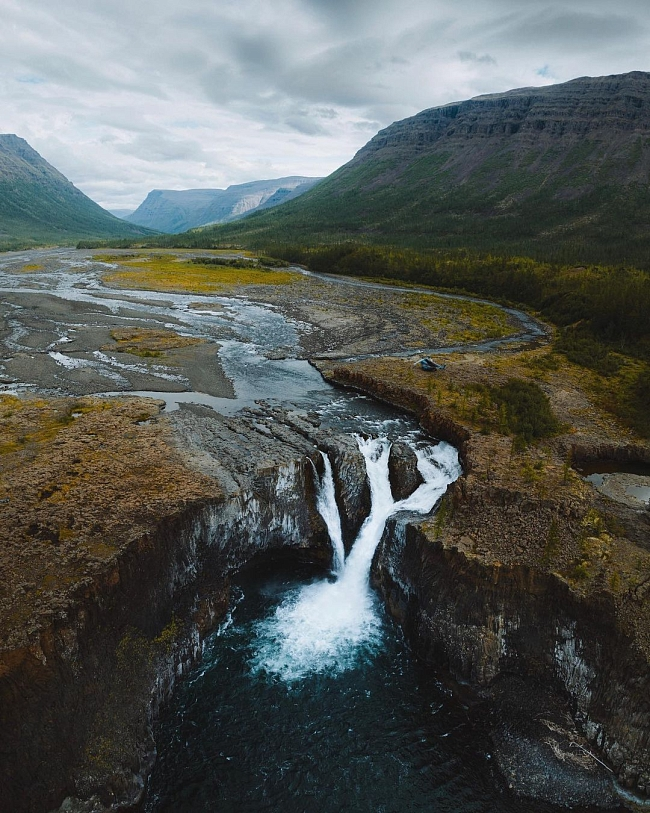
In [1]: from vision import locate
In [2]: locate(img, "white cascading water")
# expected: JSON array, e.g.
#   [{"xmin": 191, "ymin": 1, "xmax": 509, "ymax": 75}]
[
  {"xmin": 250, "ymin": 435, "xmax": 461, "ymax": 682},
  {"xmin": 312, "ymin": 451, "xmax": 345, "ymax": 573}
]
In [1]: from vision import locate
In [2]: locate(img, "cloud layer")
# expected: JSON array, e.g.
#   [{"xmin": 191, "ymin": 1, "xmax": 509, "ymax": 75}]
[{"xmin": 2, "ymin": 0, "xmax": 648, "ymax": 208}]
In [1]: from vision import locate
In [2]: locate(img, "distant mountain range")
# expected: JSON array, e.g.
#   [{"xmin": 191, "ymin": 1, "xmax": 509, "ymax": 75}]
[
  {"xmin": 108, "ymin": 208, "xmax": 136, "ymax": 220},
  {"xmin": 0, "ymin": 135, "xmax": 154, "ymax": 249},
  {"xmin": 205, "ymin": 71, "xmax": 650, "ymax": 266},
  {"xmin": 124, "ymin": 177, "xmax": 322, "ymax": 234}
]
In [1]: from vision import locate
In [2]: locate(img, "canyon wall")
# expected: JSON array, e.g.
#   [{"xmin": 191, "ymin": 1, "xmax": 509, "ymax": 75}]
[{"xmin": 0, "ymin": 420, "xmax": 342, "ymax": 813}]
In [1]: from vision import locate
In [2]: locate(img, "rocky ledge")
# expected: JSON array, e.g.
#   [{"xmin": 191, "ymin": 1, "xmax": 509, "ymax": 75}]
[
  {"xmin": 316, "ymin": 349, "xmax": 650, "ymax": 806},
  {"xmin": 0, "ymin": 395, "xmax": 373, "ymax": 813}
]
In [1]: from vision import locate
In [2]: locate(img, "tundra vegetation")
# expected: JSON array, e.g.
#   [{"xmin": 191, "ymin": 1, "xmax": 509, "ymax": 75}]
[
  {"xmin": 95, "ymin": 251, "xmax": 295, "ymax": 293},
  {"xmin": 84, "ymin": 240, "xmax": 650, "ymax": 437},
  {"xmin": 323, "ymin": 343, "xmax": 650, "ymax": 599},
  {"xmin": 267, "ymin": 244, "xmax": 650, "ymax": 438}
]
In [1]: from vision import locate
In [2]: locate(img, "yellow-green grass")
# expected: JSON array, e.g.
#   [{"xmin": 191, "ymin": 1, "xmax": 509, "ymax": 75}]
[
  {"xmin": 0, "ymin": 395, "xmax": 111, "ymax": 456},
  {"xmin": 104, "ymin": 327, "xmax": 203, "ymax": 357},
  {"xmin": 95, "ymin": 252, "xmax": 295, "ymax": 293},
  {"xmin": 398, "ymin": 291, "xmax": 513, "ymax": 344}
]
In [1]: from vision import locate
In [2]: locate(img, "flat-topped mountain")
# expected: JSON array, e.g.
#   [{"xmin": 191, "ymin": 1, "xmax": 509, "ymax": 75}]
[
  {"xmin": 126, "ymin": 176, "xmax": 322, "ymax": 234},
  {"xmin": 210, "ymin": 72, "xmax": 650, "ymax": 265},
  {"xmin": 0, "ymin": 135, "xmax": 154, "ymax": 248}
]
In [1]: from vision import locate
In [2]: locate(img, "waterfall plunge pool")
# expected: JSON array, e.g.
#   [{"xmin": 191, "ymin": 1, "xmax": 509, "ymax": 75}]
[
  {"xmin": 143, "ymin": 435, "xmax": 609, "ymax": 813},
  {"xmin": 144, "ymin": 563, "xmax": 607, "ymax": 813}
]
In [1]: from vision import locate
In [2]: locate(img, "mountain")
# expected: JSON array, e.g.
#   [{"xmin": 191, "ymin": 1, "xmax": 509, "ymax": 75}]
[
  {"xmin": 109, "ymin": 208, "xmax": 136, "ymax": 220},
  {"xmin": 205, "ymin": 72, "xmax": 650, "ymax": 266},
  {"xmin": 126, "ymin": 177, "xmax": 322, "ymax": 234},
  {"xmin": 0, "ymin": 135, "xmax": 155, "ymax": 249}
]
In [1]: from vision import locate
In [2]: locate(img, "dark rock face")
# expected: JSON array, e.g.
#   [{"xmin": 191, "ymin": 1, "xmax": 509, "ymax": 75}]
[
  {"xmin": 0, "ymin": 406, "xmax": 339, "ymax": 813},
  {"xmin": 361, "ymin": 72, "xmax": 650, "ymax": 161},
  {"xmin": 1, "ymin": 479, "xmax": 330, "ymax": 813},
  {"xmin": 388, "ymin": 441, "xmax": 424, "ymax": 501},
  {"xmin": 320, "ymin": 434, "xmax": 370, "ymax": 547},
  {"xmin": 0, "ymin": 399, "xmax": 411, "ymax": 813},
  {"xmin": 373, "ymin": 517, "xmax": 650, "ymax": 803}
]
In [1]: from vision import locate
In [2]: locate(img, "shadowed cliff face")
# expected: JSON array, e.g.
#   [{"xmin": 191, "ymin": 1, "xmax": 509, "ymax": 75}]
[
  {"xmin": 320, "ymin": 356, "xmax": 650, "ymax": 804},
  {"xmin": 0, "ymin": 400, "xmax": 375, "ymax": 813},
  {"xmin": 373, "ymin": 520, "xmax": 649, "ymax": 804},
  {"xmin": 360, "ymin": 72, "xmax": 650, "ymax": 164}
]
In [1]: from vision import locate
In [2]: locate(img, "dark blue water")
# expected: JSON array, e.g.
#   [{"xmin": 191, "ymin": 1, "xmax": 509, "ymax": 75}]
[{"xmin": 144, "ymin": 565, "xmax": 605, "ymax": 813}]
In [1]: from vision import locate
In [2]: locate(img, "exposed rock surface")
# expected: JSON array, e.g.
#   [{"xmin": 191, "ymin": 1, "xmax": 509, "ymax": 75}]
[
  {"xmin": 388, "ymin": 440, "xmax": 424, "ymax": 501},
  {"xmin": 0, "ymin": 395, "xmax": 372, "ymax": 812},
  {"xmin": 319, "ymin": 354, "xmax": 650, "ymax": 804}
]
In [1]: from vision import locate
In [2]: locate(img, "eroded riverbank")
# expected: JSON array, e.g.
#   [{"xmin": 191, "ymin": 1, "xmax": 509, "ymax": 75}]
[
  {"xmin": 316, "ymin": 350, "xmax": 650, "ymax": 802},
  {"xmin": 0, "ymin": 248, "xmax": 648, "ymax": 812}
]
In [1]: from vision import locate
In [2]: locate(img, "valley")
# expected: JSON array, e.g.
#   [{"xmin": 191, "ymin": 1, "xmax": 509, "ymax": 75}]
[
  {"xmin": 0, "ymin": 248, "xmax": 648, "ymax": 812},
  {"xmin": 1, "ymin": 66, "xmax": 650, "ymax": 813}
]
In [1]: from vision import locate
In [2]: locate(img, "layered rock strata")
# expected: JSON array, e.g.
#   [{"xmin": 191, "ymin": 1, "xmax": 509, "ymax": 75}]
[
  {"xmin": 0, "ymin": 397, "xmax": 371, "ymax": 812},
  {"xmin": 318, "ymin": 361, "xmax": 650, "ymax": 804}
]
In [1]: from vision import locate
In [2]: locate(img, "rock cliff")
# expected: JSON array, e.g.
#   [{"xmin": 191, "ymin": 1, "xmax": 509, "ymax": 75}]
[
  {"xmin": 318, "ymin": 355, "xmax": 650, "ymax": 804},
  {"xmin": 0, "ymin": 397, "xmax": 371, "ymax": 812},
  {"xmin": 126, "ymin": 177, "xmax": 321, "ymax": 234}
]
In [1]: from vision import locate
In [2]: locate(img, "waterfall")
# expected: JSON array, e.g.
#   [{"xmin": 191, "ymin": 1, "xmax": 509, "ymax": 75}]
[
  {"xmin": 312, "ymin": 451, "xmax": 345, "ymax": 573},
  {"xmin": 250, "ymin": 436, "xmax": 461, "ymax": 682}
]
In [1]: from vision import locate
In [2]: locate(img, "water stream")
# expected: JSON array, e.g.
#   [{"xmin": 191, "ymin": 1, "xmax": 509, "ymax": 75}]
[
  {"xmin": 250, "ymin": 437, "xmax": 460, "ymax": 683},
  {"xmin": 0, "ymin": 251, "xmax": 612, "ymax": 810},
  {"xmin": 144, "ymin": 434, "xmax": 601, "ymax": 813},
  {"xmin": 144, "ymin": 434, "xmax": 484, "ymax": 812}
]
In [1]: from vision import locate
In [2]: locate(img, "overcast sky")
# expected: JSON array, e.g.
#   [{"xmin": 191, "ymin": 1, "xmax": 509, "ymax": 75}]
[{"xmin": 2, "ymin": 0, "xmax": 649, "ymax": 210}]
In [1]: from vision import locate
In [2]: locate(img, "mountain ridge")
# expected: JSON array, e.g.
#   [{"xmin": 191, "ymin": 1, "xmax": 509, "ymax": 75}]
[
  {"xmin": 199, "ymin": 71, "xmax": 650, "ymax": 266},
  {"xmin": 0, "ymin": 134, "xmax": 155, "ymax": 248},
  {"xmin": 126, "ymin": 176, "xmax": 322, "ymax": 234}
]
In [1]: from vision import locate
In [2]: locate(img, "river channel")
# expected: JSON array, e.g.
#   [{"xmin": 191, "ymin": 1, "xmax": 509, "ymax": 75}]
[{"xmin": 0, "ymin": 250, "xmax": 614, "ymax": 812}]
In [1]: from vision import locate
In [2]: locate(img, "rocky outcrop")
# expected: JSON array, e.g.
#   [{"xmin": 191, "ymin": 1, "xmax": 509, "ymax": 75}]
[
  {"xmin": 1, "ymin": 401, "xmax": 364, "ymax": 813},
  {"xmin": 388, "ymin": 441, "xmax": 423, "ymax": 501},
  {"xmin": 373, "ymin": 517, "xmax": 649, "ymax": 802},
  {"xmin": 358, "ymin": 72, "xmax": 650, "ymax": 168},
  {"xmin": 316, "ymin": 364, "xmax": 472, "ymax": 465},
  {"xmin": 322, "ymin": 360, "xmax": 650, "ymax": 803},
  {"xmin": 318, "ymin": 434, "xmax": 370, "ymax": 546}
]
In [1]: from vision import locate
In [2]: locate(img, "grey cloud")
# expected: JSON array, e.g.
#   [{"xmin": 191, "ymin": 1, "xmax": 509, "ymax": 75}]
[
  {"xmin": 115, "ymin": 134, "xmax": 207, "ymax": 163},
  {"xmin": 3, "ymin": 0, "xmax": 650, "ymax": 208},
  {"xmin": 284, "ymin": 115, "xmax": 329, "ymax": 136},
  {"xmin": 499, "ymin": 9, "xmax": 642, "ymax": 48},
  {"xmin": 302, "ymin": 0, "xmax": 396, "ymax": 29},
  {"xmin": 281, "ymin": 39, "xmax": 401, "ymax": 107},
  {"xmin": 458, "ymin": 51, "xmax": 497, "ymax": 65}
]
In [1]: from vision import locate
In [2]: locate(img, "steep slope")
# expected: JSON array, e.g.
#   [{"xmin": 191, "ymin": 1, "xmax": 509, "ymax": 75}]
[
  {"xmin": 127, "ymin": 177, "xmax": 321, "ymax": 233},
  {"xmin": 109, "ymin": 208, "xmax": 136, "ymax": 220},
  {"xmin": 0, "ymin": 135, "xmax": 155, "ymax": 248},
  {"xmin": 207, "ymin": 72, "xmax": 650, "ymax": 266}
]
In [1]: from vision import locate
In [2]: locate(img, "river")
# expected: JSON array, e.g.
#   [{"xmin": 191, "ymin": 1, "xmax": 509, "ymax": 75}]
[{"xmin": 0, "ymin": 249, "xmax": 613, "ymax": 812}]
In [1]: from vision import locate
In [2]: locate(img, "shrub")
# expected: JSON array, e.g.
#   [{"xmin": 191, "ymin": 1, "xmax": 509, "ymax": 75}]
[{"xmin": 491, "ymin": 379, "xmax": 560, "ymax": 443}]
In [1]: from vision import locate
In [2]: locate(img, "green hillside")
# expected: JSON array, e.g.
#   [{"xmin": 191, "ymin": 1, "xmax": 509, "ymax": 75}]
[
  {"xmin": 166, "ymin": 72, "xmax": 650, "ymax": 268},
  {"xmin": 0, "ymin": 135, "xmax": 155, "ymax": 250}
]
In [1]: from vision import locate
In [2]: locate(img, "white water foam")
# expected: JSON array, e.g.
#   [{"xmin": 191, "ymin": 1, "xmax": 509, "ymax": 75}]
[
  {"xmin": 312, "ymin": 451, "xmax": 345, "ymax": 573},
  {"xmin": 250, "ymin": 436, "xmax": 460, "ymax": 682}
]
